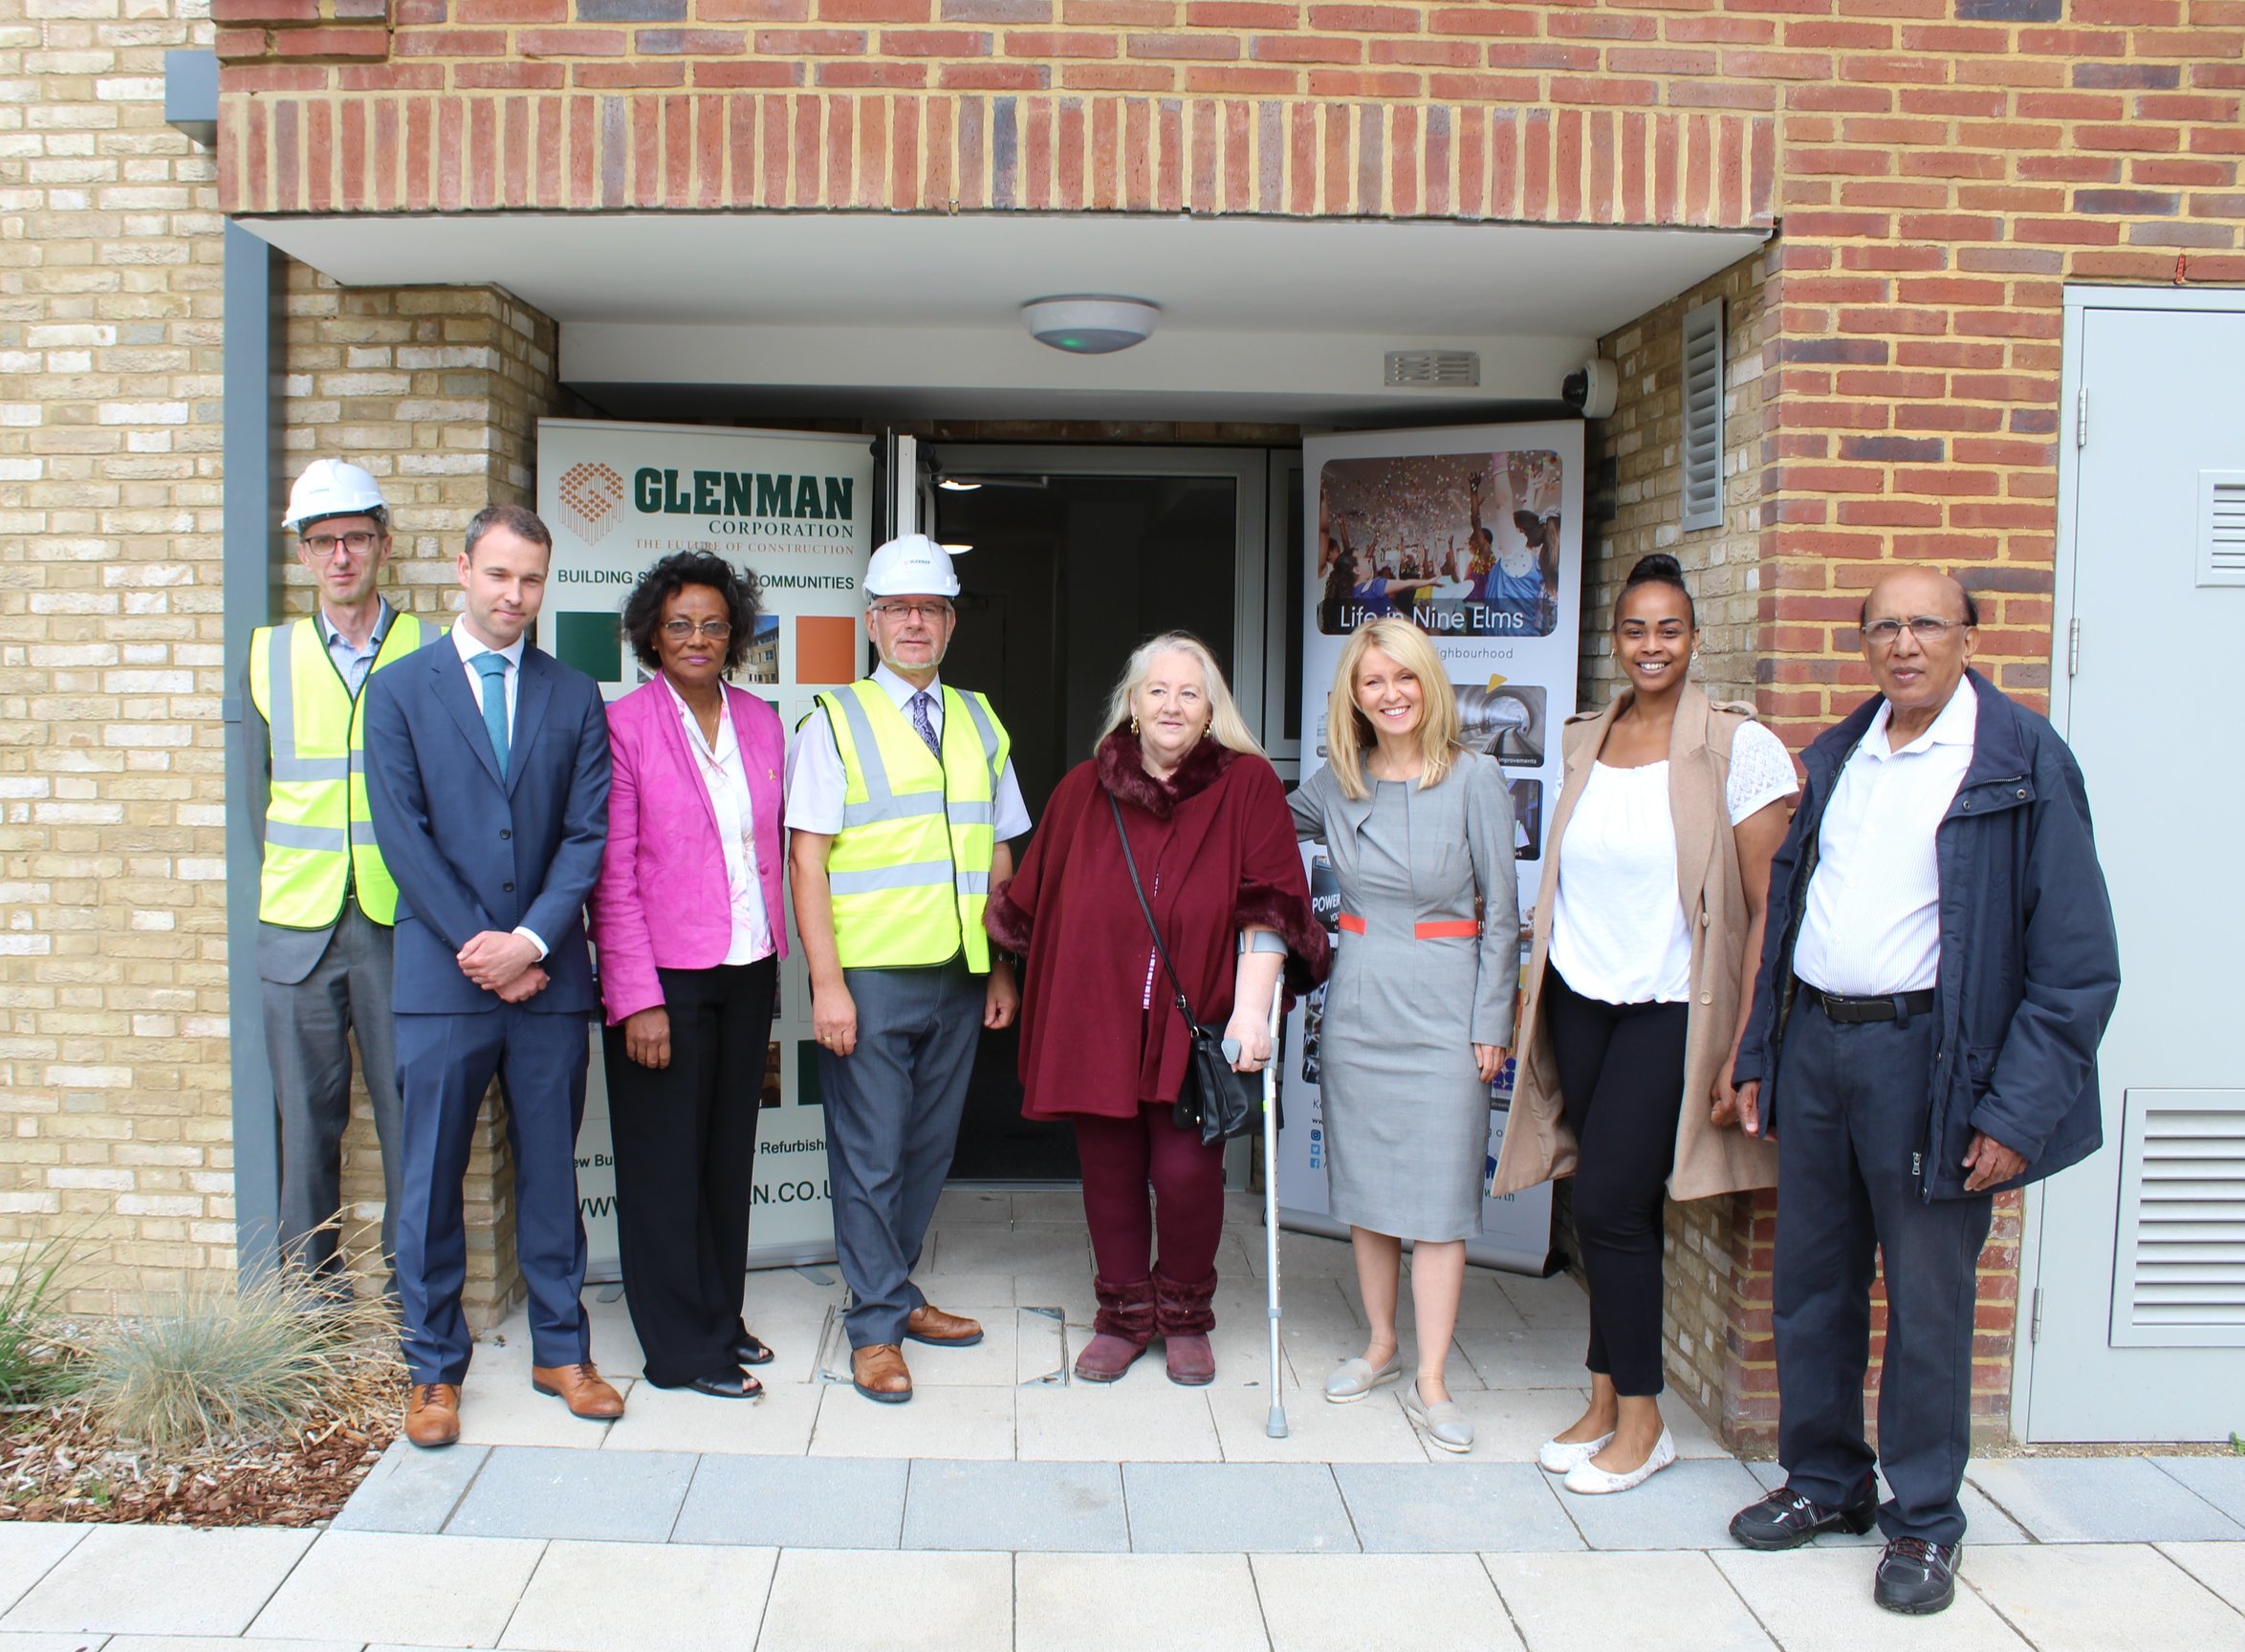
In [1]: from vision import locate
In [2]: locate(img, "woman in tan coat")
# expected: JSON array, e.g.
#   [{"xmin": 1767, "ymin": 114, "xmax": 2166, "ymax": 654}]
[{"xmin": 1491, "ymin": 554, "xmax": 1795, "ymax": 1495}]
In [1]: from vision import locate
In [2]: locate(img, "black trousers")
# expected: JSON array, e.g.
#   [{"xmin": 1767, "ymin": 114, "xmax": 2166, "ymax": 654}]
[
  {"xmin": 1542, "ymin": 967, "xmax": 1690, "ymax": 1398},
  {"xmin": 1772, "ymin": 991, "xmax": 1993, "ymax": 1546},
  {"xmin": 601, "ymin": 955, "xmax": 778, "ymax": 1387}
]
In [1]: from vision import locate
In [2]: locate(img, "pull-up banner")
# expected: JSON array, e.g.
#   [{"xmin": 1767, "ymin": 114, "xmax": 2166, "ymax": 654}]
[
  {"xmin": 537, "ymin": 418, "xmax": 875, "ymax": 1277},
  {"xmin": 1278, "ymin": 421, "xmax": 1581, "ymax": 1274}
]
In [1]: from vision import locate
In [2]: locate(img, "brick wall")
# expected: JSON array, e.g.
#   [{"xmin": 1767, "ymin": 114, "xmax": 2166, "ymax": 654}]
[
  {"xmin": 281, "ymin": 264, "xmax": 572, "ymax": 1319},
  {"xmin": 0, "ymin": 0, "xmax": 231, "ymax": 1309}
]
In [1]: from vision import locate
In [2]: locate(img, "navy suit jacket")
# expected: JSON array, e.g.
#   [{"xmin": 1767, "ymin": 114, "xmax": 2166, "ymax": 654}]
[{"xmin": 362, "ymin": 635, "xmax": 611, "ymax": 1017}]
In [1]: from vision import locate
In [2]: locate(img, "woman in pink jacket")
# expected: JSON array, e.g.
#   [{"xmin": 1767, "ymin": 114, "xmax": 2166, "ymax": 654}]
[{"xmin": 588, "ymin": 551, "xmax": 787, "ymax": 1401}]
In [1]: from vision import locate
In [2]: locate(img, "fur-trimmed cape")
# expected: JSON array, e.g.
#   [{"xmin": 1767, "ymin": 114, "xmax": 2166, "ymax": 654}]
[{"xmin": 986, "ymin": 728, "xmax": 1329, "ymax": 1121}]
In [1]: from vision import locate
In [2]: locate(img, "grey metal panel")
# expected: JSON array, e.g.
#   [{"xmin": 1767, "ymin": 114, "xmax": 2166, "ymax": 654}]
[
  {"xmin": 163, "ymin": 49, "xmax": 216, "ymax": 146},
  {"xmin": 224, "ymin": 221, "xmax": 285, "ymax": 1281}
]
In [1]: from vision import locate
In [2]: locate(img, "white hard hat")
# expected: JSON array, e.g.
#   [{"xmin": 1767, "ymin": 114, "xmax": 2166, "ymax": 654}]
[
  {"xmin": 864, "ymin": 533, "xmax": 964, "ymax": 599},
  {"xmin": 283, "ymin": 458, "xmax": 389, "ymax": 533}
]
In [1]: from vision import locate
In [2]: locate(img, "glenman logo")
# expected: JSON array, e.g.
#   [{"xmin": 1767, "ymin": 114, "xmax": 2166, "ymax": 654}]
[{"xmin": 556, "ymin": 461, "xmax": 627, "ymax": 544}]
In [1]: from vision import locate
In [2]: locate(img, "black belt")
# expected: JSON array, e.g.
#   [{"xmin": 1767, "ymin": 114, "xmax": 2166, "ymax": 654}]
[{"xmin": 1801, "ymin": 984, "xmax": 1935, "ymax": 1024}]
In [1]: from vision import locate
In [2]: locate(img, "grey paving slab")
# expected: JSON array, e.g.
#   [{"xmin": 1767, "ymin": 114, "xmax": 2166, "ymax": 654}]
[
  {"xmin": 2153, "ymin": 1456, "xmax": 2245, "ymax": 1527},
  {"xmin": 1544, "ymin": 1456, "xmax": 1768, "ymax": 1552},
  {"xmin": 1965, "ymin": 1543, "xmax": 2245, "ymax": 1652},
  {"xmin": 445, "ymin": 1445, "xmax": 696, "ymax": 1543},
  {"xmin": 499, "ymin": 1538, "xmax": 776, "ymax": 1652},
  {"xmin": 1746, "ymin": 1457, "xmax": 2030, "ymax": 1545},
  {"xmin": 756, "ymin": 1550, "xmax": 1012, "ymax": 1652},
  {"xmin": 1485, "ymin": 1551, "xmax": 1773, "ymax": 1652},
  {"xmin": 0, "ymin": 1524, "xmax": 89, "ymax": 1617},
  {"xmin": 1712, "ymin": 1548, "xmax": 2030, "ymax": 1651},
  {"xmin": 2160, "ymin": 1540, "xmax": 2245, "ymax": 1614},
  {"xmin": 1333, "ymin": 1463, "xmax": 1583, "ymax": 1554},
  {"xmin": 1253, "ymin": 1554, "xmax": 1520, "ymax": 1652},
  {"xmin": 332, "ymin": 1439, "xmax": 491, "ymax": 1533},
  {"xmin": 0, "ymin": 1637, "xmax": 114, "ymax": 1651},
  {"xmin": 3, "ymin": 1527, "xmax": 316, "ymax": 1639},
  {"xmin": 1014, "ymin": 1554, "xmax": 1269, "ymax": 1652},
  {"xmin": 250, "ymin": 1530, "xmax": 545, "ymax": 1646},
  {"xmin": 1123, "ymin": 1463, "xmax": 1358, "ymax": 1554},
  {"xmin": 1966, "ymin": 1456, "xmax": 2245, "ymax": 1543},
  {"xmin": 103, "ymin": 1640, "xmax": 363, "ymax": 1652},
  {"xmin": 902, "ymin": 1459, "xmax": 1128, "ymax": 1554},
  {"xmin": 670, "ymin": 1454, "xmax": 908, "ymax": 1550}
]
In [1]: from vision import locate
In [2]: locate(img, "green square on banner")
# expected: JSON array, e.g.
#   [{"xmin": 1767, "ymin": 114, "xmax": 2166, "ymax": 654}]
[
  {"xmin": 796, "ymin": 1040, "xmax": 822, "ymax": 1109},
  {"xmin": 555, "ymin": 611, "xmax": 622, "ymax": 683}
]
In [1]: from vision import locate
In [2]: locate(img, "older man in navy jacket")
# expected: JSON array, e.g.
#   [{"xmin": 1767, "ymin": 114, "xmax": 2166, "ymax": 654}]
[
  {"xmin": 1725, "ymin": 568, "xmax": 2119, "ymax": 1616},
  {"xmin": 364, "ymin": 503, "xmax": 617, "ymax": 1449}
]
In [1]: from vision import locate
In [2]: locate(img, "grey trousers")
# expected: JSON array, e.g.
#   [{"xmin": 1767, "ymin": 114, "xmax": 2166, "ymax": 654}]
[
  {"xmin": 263, "ymin": 905, "xmax": 404, "ymax": 1293},
  {"xmin": 817, "ymin": 961, "xmax": 984, "ymax": 1349}
]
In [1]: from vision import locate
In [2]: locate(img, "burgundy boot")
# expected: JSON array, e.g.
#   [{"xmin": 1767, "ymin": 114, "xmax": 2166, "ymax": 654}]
[
  {"xmin": 1075, "ymin": 1275, "xmax": 1155, "ymax": 1382},
  {"xmin": 1155, "ymin": 1272, "xmax": 1218, "ymax": 1386}
]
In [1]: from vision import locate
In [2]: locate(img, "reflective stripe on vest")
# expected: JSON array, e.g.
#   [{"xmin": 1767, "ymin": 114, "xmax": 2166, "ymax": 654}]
[
  {"xmin": 251, "ymin": 611, "xmax": 431, "ymax": 929},
  {"xmin": 819, "ymin": 679, "xmax": 1007, "ymax": 972}
]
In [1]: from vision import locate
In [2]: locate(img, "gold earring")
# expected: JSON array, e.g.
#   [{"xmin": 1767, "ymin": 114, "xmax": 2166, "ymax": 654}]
[{"xmin": 1130, "ymin": 716, "xmax": 1140, "ymax": 735}]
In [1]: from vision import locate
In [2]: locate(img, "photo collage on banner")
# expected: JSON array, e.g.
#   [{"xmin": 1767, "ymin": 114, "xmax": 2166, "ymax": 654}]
[
  {"xmin": 537, "ymin": 419, "xmax": 874, "ymax": 1277},
  {"xmin": 1276, "ymin": 423, "xmax": 1583, "ymax": 1273}
]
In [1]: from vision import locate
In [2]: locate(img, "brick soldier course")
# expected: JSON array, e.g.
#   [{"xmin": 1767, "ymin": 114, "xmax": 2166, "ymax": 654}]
[{"xmin": 3, "ymin": 0, "xmax": 2236, "ymax": 1444}]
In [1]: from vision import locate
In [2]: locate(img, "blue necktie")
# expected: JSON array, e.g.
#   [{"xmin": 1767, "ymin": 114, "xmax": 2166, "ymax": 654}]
[
  {"xmin": 474, "ymin": 651, "xmax": 510, "ymax": 777},
  {"xmin": 909, "ymin": 691, "xmax": 941, "ymax": 758}
]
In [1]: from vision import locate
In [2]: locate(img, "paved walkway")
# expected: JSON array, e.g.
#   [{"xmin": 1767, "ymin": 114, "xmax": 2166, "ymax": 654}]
[{"xmin": 3, "ymin": 1192, "xmax": 2241, "ymax": 1649}]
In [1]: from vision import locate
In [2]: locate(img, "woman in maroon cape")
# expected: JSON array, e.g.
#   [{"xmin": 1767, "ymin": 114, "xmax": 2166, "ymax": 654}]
[{"xmin": 987, "ymin": 633, "xmax": 1327, "ymax": 1386}]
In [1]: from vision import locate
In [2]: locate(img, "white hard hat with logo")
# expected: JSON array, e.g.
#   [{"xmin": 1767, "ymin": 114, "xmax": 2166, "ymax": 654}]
[
  {"xmin": 864, "ymin": 533, "xmax": 964, "ymax": 599},
  {"xmin": 282, "ymin": 458, "xmax": 389, "ymax": 533}
]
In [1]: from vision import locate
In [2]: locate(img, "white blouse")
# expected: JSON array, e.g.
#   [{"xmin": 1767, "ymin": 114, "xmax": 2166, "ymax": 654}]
[
  {"xmin": 665, "ymin": 679, "xmax": 774, "ymax": 967},
  {"xmin": 1548, "ymin": 720, "xmax": 1797, "ymax": 1006}
]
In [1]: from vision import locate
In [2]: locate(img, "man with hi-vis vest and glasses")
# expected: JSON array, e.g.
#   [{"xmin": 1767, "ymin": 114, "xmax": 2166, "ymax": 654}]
[
  {"xmin": 243, "ymin": 459, "xmax": 437, "ymax": 1299},
  {"xmin": 787, "ymin": 534, "xmax": 1028, "ymax": 1404}
]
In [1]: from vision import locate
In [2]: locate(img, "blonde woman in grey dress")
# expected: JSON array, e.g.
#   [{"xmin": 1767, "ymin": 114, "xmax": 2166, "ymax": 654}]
[{"xmin": 1290, "ymin": 618, "xmax": 1519, "ymax": 1454}]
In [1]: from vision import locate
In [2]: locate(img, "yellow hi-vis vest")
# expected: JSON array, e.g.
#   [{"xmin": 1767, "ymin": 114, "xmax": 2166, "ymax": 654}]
[
  {"xmin": 249, "ymin": 611, "xmax": 433, "ymax": 929},
  {"xmin": 817, "ymin": 678, "xmax": 1008, "ymax": 973}
]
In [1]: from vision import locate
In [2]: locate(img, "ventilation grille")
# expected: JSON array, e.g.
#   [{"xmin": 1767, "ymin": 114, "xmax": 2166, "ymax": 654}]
[
  {"xmin": 1384, "ymin": 350, "xmax": 1479, "ymax": 388},
  {"xmin": 2199, "ymin": 473, "xmax": 2245, "ymax": 588},
  {"xmin": 1680, "ymin": 297, "xmax": 1725, "ymax": 532},
  {"xmin": 2109, "ymin": 1090, "xmax": 2245, "ymax": 1348}
]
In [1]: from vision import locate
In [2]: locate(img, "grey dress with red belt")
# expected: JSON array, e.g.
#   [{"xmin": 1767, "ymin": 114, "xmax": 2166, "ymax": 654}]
[{"xmin": 1290, "ymin": 749, "xmax": 1520, "ymax": 1241}]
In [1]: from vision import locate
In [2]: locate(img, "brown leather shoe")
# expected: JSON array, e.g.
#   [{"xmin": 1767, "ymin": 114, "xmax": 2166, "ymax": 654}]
[
  {"xmin": 851, "ymin": 1342, "xmax": 913, "ymax": 1403},
  {"xmin": 532, "ymin": 1360, "xmax": 625, "ymax": 1421},
  {"xmin": 905, "ymin": 1303, "xmax": 984, "ymax": 1347},
  {"xmin": 404, "ymin": 1382, "xmax": 461, "ymax": 1449}
]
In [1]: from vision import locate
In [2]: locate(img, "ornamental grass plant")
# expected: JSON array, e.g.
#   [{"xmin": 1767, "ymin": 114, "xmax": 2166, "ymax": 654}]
[{"xmin": 0, "ymin": 1234, "xmax": 79, "ymax": 1409}]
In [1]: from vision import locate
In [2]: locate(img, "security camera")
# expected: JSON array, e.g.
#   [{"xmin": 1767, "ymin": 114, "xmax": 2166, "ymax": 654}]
[{"xmin": 1561, "ymin": 359, "xmax": 1619, "ymax": 420}]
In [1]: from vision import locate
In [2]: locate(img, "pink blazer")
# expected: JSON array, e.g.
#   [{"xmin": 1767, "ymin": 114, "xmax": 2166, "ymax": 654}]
[{"xmin": 588, "ymin": 677, "xmax": 789, "ymax": 1025}]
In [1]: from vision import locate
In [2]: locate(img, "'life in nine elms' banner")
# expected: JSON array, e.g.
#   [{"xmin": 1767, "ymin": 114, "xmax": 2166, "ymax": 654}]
[
  {"xmin": 537, "ymin": 418, "xmax": 875, "ymax": 1277},
  {"xmin": 1275, "ymin": 421, "xmax": 1584, "ymax": 1274}
]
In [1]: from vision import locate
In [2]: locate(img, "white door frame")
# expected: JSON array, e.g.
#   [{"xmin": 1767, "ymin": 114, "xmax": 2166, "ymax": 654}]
[{"xmin": 2016, "ymin": 281, "xmax": 2245, "ymax": 1440}]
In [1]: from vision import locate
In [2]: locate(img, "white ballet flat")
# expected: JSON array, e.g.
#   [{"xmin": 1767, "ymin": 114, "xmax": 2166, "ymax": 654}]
[
  {"xmin": 1324, "ymin": 1354, "xmax": 1404, "ymax": 1404},
  {"xmin": 1537, "ymin": 1430, "xmax": 1615, "ymax": 1474},
  {"xmin": 1561, "ymin": 1428, "xmax": 1676, "ymax": 1495}
]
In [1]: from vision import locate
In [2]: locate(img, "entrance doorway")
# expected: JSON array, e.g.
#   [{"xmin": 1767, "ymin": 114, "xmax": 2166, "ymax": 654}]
[{"xmin": 926, "ymin": 446, "xmax": 1278, "ymax": 1180}]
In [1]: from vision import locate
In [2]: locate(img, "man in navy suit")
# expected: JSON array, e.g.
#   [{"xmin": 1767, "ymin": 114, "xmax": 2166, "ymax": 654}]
[{"xmin": 363, "ymin": 502, "xmax": 620, "ymax": 1449}]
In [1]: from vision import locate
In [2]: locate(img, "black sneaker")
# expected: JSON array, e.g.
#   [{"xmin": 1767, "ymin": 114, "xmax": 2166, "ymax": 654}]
[
  {"xmin": 1874, "ymin": 1537, "xmax": 1960, "ymax": 1615},
  {"xmin": 1727, "ymin": 1479, "xmax": 1879, "ymax": 1551}
]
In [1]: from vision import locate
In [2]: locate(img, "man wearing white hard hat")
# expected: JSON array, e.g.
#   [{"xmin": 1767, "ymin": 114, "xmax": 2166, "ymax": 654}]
[
  {"xmin": 241, "ymin": 459, "xmax": 436, "ymax": 1297},
  {"xmin": 787, "ymin": 533, "xmax": 1028, "ymax": 1402}
]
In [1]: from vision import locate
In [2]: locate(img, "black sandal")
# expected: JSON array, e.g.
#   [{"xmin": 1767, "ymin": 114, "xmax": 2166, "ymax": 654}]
[{"xmin": 731, "ymin": 1330, "xmax": 775, "ymax": 1367}]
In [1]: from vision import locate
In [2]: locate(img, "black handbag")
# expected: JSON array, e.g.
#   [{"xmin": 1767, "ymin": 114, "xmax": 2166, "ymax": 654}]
[{"xmin": 1107, "ymin": 791, "xmax": 1266, "ymax": 1146}]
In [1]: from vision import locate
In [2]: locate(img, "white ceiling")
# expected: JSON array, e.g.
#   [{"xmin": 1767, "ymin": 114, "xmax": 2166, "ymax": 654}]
[{"xmin": 248, "ymin": 211, "xmax": 1766, "ymax": 423}]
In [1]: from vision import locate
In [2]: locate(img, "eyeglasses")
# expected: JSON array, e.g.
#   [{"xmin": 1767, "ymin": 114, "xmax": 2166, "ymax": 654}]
[
  {"xmin": 870, "ymin": 601, "xmax": 950, "ymax": 623},
  {"xmin": 1863, "ymin": 615, "xmax": 1970, "ymax": 648},
  {"xmin": 661, "ymin": 619, "xmax": 732, "ymax": 641},
  {"xmin": 300, "ymin": 530, "xmax": 381, "ymax": 559}
]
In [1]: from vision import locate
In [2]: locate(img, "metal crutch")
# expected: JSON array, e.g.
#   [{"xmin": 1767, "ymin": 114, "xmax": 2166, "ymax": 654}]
[{"xmin": 1262, "ymin": 989, "xmax": 1289, "ymax": 1440}]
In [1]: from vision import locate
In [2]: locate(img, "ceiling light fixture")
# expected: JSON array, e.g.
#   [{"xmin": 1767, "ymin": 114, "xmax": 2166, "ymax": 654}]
[
  {"xmin": 1021, "ymin": 295, "xmax": 1160, "ymax": 356},
  {"xmin": 936, "ymin": 477, "xmax": 981, "ymax": 491}
]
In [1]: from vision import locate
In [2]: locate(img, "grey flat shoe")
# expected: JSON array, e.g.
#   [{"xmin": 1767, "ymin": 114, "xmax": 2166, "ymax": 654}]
[
  {"xmin": 1401, "ymin": 1380, "xmax": 1474, "ymax": 1454},
  {"xmin": 1324, "ymin": 1353, "xmax": 1404, "ymax": 1404}
]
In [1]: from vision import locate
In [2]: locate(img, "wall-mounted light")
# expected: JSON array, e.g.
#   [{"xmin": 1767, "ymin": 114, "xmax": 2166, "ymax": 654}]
[{"xmin": 1022, "ymin": 296, "xmax": 1159, "ymax": 355}]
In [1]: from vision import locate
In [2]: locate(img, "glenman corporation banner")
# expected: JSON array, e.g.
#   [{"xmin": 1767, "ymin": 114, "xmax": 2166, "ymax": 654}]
[
  {"xmin": 536, "ymin": 418, "xmax": 875, "ymax": 1276},
  {"xmin": 1275, "ymin": 421, "xmax": 1580, "ymax": 1275}
]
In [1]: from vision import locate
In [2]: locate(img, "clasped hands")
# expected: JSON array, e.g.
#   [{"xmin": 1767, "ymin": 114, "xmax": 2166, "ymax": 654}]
[{"xmin": 458, "ymin": 929, "xmax": 546, "ymax": 1003}]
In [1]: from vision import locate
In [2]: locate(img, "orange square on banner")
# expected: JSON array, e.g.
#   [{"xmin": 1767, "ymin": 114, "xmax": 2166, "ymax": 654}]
[{"xmin": 795, "ymin": 615, "xmax": 861, "ymax": 685}]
